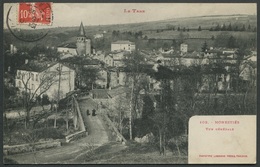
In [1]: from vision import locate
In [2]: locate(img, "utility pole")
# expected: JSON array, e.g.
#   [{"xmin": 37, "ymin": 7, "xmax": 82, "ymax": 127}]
[
  {"xmin": 129, "ymin": 77, "xmax": 134, "ymax": 140},
  {"xmin": 54, "ymin": 63, "xmax": 62, "ymax": 128}
]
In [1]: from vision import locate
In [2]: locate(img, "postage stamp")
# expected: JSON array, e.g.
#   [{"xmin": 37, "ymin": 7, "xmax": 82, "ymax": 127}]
[
  {"xmin": 18, "ymin": 2, "xmax": 52, "ymax": 26},
  {"xmin": 5, "ymin": 2, "xmax": 53, "ymax": 42}
]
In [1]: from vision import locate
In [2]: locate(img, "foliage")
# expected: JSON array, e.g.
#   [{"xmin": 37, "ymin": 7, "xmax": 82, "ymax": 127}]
[
  {"xmin": 42, "ymin": 94, "xmax": 50, "ymax": 105},
  {"xmin": 79, "ymin": 67, "xmax": 100, "ymax": 90},
  {"xmin": 3, "ymin": 158, "xmax": 19, "ymax": 164},
  {"xmin": 33, "ymin": 127, "xmax": 65, "ymax": 139},
  {"xmin": 210, "ymin": 23, "xmax": 252, "ymax": 32},
  {"xmin": 201, "ymin": 41, "xmax": 208, "ymax": 52},
  {"xmin": 18, "ymin": 68, "xmax": 59, "ymax": 128},
  {"xmin": 214, "ymin": 32, "xmax": 256, "ymax": 49},
  {"xmin": 198, "ymin": 26, "xmax": 202, "ymax": 31}
]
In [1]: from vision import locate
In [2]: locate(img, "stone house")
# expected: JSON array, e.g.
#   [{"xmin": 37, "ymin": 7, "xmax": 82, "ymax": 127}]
[{"xmin": 16, "ymin": 61, "xmax": 75, "ymax": 100}]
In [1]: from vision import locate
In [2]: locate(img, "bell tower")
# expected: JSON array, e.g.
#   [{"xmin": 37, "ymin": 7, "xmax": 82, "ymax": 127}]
[{"xmin": 76, "ymin": 22, "xmax": 91, "ymax": 56}]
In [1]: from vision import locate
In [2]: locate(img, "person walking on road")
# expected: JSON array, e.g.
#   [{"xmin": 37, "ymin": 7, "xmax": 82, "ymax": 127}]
[
  {"xmin": 87, "ymin": 109, "xmax": 90, "ymax": 116},
  {"xmin": 92, "ymin": 109, "xmax": 96, "ymax": 116}
]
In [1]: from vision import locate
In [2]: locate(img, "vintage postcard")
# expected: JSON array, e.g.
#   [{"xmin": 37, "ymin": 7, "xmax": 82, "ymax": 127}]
[{"xmin": 3, "ymin": 2, "xmax": 257, "ymax": 164}]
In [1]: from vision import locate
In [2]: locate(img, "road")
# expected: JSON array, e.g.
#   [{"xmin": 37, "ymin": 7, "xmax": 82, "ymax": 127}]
[{"xmin": 5, "ymin": 98, "xmax": 109, "ymax": 164}]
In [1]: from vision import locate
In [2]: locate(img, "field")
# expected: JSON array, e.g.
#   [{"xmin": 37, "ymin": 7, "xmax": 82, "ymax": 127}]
[
  {"xmin": 143, "ymin": 30, "xmax": 256, "ymax": 40},
  {"xmin": 3, "ymin": 14, "xmax": 257, "ymax": 51}
]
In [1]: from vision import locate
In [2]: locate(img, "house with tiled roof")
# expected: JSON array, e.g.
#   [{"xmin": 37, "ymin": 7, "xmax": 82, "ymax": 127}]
[
  {"xmin": 15, "ymin": 60, "xmax": 75, "ymax": 100},
  {"xmin": 111, "ymin": 40, "xmax": 135, "ymax": 52},
  {"xmin": 57, "ymin": 43, "xmax": 78, "ymax": 60}
]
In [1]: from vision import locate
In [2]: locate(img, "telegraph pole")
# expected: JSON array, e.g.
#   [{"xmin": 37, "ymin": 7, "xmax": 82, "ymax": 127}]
[{"xmin": 54, "ymin": 63, "xmax": 62, "ymax": 128}]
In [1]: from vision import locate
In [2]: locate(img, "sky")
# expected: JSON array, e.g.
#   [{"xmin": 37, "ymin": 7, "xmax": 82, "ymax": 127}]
[{"xmin": 4, "ymin": 3, "xmax": 257, "ymax": 28}]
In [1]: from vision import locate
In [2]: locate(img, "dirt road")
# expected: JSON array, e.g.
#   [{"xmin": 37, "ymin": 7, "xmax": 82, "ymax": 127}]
[{"xmin": 5, "ymin": 98, "xmax": 109, "ymax": 164}]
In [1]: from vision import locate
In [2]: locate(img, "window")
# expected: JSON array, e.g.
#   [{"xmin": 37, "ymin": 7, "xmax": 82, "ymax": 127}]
[
  {"xmin": 18, "ymin": 81, "xmax": 21, "ymax": 88},
  {"xmin": 36, "ymin": 74, "xmax": 38, "ymax": 81},
  {"xmin": 31, "ymin": 73, "xmax": 34, "ymax": 81},
  {"xmin": 17, "ymin": 71, "xmax": 21, "ymax": 79}
]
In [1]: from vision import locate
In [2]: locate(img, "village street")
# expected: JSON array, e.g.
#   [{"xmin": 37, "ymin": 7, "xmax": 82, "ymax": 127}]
[{"xmin": 5, "ymin": 98, "xmax": 109, "ymax": 164}]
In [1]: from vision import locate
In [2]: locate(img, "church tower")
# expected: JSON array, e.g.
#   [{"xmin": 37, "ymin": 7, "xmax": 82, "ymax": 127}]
[{"xmin": 76, "ymin": 22, "xmax": 91, "ymax": 56}]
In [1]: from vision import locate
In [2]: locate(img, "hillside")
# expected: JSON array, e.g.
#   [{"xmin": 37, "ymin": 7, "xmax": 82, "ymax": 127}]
[
  {"xmin": 66, "ymin": 141, "xmax": 188, "ymax": 164},
  {"xmin": 3, "ymin": 14, "xmax": 257, "ymax": 50}
]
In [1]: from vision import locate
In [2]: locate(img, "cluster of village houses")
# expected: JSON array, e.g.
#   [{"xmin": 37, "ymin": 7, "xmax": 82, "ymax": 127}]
[{"xmin": 13, "ymin": 22, "xmax": 256, "ymax": 112}]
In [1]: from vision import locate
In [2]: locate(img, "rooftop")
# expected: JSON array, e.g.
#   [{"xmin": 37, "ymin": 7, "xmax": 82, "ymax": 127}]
[
  {"xmin": 57, "ymin": 43, "xmax": 77, "ymax": 49},
  {"xmin": 112, "ymin": 40, "xmax": 134, "ymax": 45},
  {"xmin": 108, "ymin": 87, "xmax": 130, "ymax": 98},
  {"xmin": 90, "ymin": 86, "xmax": 130, "ymax": 99},
  {"xmin": 61, "ymin": 56, "xmax": 101, "ymax": 65},
  {"xmin": 78, "ymin": 22, "xmax": 86, "ymax": 37},
  {"xmin": 18, "ymin": 61, "xmax": 57, "ymax": 72}
]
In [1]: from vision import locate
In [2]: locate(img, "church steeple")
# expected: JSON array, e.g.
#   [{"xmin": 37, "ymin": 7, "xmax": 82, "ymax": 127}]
[
  {"xmin": 78, "ymin": 21, "xmax": 86, "ymax": 37},
  {"xmin": 76, "ymin": 22, "xmax": 91, "ymax": 56}
]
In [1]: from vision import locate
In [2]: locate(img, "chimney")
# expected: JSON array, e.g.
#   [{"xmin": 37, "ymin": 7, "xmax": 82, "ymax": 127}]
[{"xmin": 25, "ymin": 59, "xmax": 28, "ymax": 64}]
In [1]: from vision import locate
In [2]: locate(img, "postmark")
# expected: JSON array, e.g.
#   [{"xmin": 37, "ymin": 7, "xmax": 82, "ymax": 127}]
[{"xmin": 6, "ymin": 3, "xmax": 53, "ymax": 42}]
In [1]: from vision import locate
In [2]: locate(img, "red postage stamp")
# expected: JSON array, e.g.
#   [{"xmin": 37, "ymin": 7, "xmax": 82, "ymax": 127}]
[{"xmin": 18, "ymin": 2, "xmax": 52, "ymax": 25}]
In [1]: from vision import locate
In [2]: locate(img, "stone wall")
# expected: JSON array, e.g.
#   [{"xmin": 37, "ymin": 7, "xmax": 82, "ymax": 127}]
[
  {"xmin": 65, "ymin": 130, "xmax": 87, "ymax": 143},
  {"xmin": 3, "ymin": 140, "xmax": 61, "ymax": 155}
]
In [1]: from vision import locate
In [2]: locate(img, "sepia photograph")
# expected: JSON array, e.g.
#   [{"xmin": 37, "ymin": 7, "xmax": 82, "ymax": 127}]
[{"xmin": 3, "ymin": 2, "xmax": 257, "ymax": 164}]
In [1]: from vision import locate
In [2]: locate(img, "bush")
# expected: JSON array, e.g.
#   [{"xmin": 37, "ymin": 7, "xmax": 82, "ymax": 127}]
[
  {"xmin": 3, "ymin": 157, "xmax": 19, "ymax": 164},
  {"xmin": 34, "ymin": 128, "xmax": 65, "ymax": 139},
  {"xmin": 42, "ymin": 94, "xmax": 50, "ymax": 105},
  {"xmin": 168, "ymin": 135, "xmax": 188, "ymax": 155},
  {"xmin": 133, "ymin": 118, "xmax": 154, "ymax": 138}
]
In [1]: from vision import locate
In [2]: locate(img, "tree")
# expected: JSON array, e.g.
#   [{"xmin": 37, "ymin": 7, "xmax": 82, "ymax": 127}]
[
  {"xmin": 233, "ymin": 25, "xmax": 239, "ymax": 31},
  {"xmin": 198, "ymin": 26, "xmax": 202, "ymax": 31},
  {"xmin": 227, "ymin": 23, "xmax": 232, "ymax": 31},
  {"xmin": 201, "ymin": 41, "xmax": 208, "ymax": 52},
  {"xmin": 232, "ymin": 47, "xmax": 251, "ymax": 92},
  {"xmin": 109, "ymin": 95, "xmax": 130, "ymax": 134},
  {"xmin": 112, "ymin": 30, "xmax": 120, "ymax": 38},
  {"xmin": 172, "ymin": 39, "xmax": 177, "ymax": 49},
  {"xmin": 178, "ymin": 31, "xmax": 185, "ymax": 44},
  {"xmin": 215, "ymin": 24, "xmax": 221, "ymax": 31},
  {"xmin": 227, "ymin": 35, "xmax": 236, "ymax": 48},
  {"xmin": 248, "ymin": 24, "xmax": 251, "ymax": 31},
  {"xmin": 19, "ymin": 68, "xmax": 59, "ymax": 128},
  {"xmin": 79, "ymin": 67, "xmax": 100, "ymax": 90},
  {"xmin": 21, "ymin": 129, "xmax": 40, "ymax": 164},
  {"xmin": 123, "ymin": 51, "xmax": 148, "ymax": 140},
  {"xmin": 214, "ymin": 32, "xmax": 230, "ymax": 47},
  {"xmin": 221, "ymin": 24, "xmax": 226, "ymax": 31},
  {"xmin": 240, "ymin": 24, "xmax": 246, "ymax": 31}
]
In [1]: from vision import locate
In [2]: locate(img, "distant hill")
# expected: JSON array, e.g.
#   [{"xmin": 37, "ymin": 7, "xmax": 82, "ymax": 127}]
[{"xmin": 3, "ymin": 14, "xmax": 257, "ymax": 50}]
